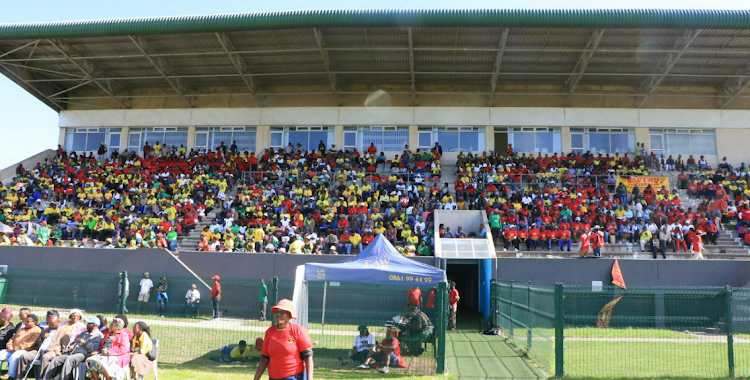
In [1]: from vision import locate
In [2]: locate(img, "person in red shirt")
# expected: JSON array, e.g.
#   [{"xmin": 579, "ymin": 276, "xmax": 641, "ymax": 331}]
[
  {"xmin": 503, "ymin": 226, "xmax": 518, "ymax": 251},
  {"xmin": 210, "ymin": 275, "xmax": 222, "ymax": 319},
  {"xmin": 528, "ymin": 224, "xmax": 540, "ymax": 251},
  {"xmin": 255, "ymin": 300, "xmax": 313, "ymax": 380},
  {"xmin": 359, "ymin": 328, "xmax": 406, "ymax": 372},
  {"xmin": 407, "ymin": 287, "xmax": 422, "ymax": 307},
  {"xmin": 558, "ymin": 228, "xmax": 572, "ymax": 251},
  {"xmin": 448, "ymin": 282, "xmax": 460, "ymax": 331}
]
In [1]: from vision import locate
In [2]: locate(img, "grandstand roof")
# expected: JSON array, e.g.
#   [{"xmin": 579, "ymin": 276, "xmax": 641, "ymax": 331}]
[{"xmin": 5, "ymin": 9, "xmax": 750, "ymax": 111}]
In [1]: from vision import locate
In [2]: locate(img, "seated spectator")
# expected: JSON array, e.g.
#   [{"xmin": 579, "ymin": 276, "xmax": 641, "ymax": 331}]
[
  {"xmin": 0, "ymin": 313, "xmax": 41, "ymax": 380},
  {"xmin": 85, "ymin": 318, "xmax": 130, "ymax": 380},
  {"xmin": 44, "ymin": 315, "xmax": 103, "ymax": 380},
  {"xmin": 399, "ymin": 305, "xmax": 432, "ymax": 356},
  {"xmin": 129, "ymin": 322, "xmax": 154, "ymax": 380},
  {"xmin": 357, "ymin": 328, "xmax": 406, "ymax": 373},
  {"xmin": 350, "ymin": 325, "xmax": 375, "ymax": 364},
  {"xmin": 183, "ymin": 284, "xmax": 201, "ymax": 318}
]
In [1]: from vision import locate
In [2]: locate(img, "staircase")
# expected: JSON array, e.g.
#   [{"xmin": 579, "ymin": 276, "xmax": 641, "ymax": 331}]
[{"xmin": 176, "ymin": 188, "xmax": 238, "ymax": 253}]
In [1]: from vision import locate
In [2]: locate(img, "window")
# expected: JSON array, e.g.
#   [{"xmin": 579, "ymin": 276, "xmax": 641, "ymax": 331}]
[
  {"xmin": 507, "ymin": 127, "xmax": 562, "ymax": 153},
  {"xmin": 570, "ymin": 128, "xmax": 635, "ymax": 154},
  {"xmin": 65, "ymin": 128, "xmax": 122, "ymax": 154},
  {"xmin": 359, "ymin": 126, "xmax": 410, "ymax": 152},
  {"xmin": 128, "ymin": 127, "xmax": 189, "ymax": 153},
  {"xmin": 421, "ymin": 127, "xmax": 486, "ymax": 152},
  {"xmin": 649, "ymin": 129, "xmax": 716, "ymax": 156},
  {"xmin": 269, "ymin": 126, "xmax": 334, "ymax": 151},
  {"xmin": 343, "ymin": 127, "xmax": 357, "ymax": 150},
  {"xmin": 194, "ymin": 127, "xmax": 257, "ymax": 152}
]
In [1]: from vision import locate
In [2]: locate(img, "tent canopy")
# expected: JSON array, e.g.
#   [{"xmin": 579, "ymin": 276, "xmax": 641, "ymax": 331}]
[{"xmin": 304, "ymin": 234, "xmax": 446, "ymax": 286}]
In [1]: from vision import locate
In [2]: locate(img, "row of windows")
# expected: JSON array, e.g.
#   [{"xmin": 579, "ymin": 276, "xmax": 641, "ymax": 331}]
[{"xmin": 64, "ymin": 126, "xmax": 719, "ymax": 156}]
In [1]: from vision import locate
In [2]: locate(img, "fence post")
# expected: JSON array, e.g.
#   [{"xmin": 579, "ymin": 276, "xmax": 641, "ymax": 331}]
[
  {"xmin": 726, "ymin": 285, "xmax": 735, "ymax": 378},
  {"xmin": 509, "ymin": 280, "xmax": 514, "ymax": 338},
  {"xmin": 272, "ymin": 276, "xmax": 279, "ymax": 306},
  {"xmin": 436, "ymin": 281, "xmax": 448, "ymax": 374},
  {"xmin": 527, "ymin": 281, "xmax": 532, "ymax": 350},
  {"xmin": 118, "ymin": 271, "xmax": 128, "ymax": 315},
  {"xmin": 554, "ymin": 283, "xmax": 564, "ymax": 378},
  {"xmin": 490, "ymin": 280, "xmax": 497, "ymax": 328}
]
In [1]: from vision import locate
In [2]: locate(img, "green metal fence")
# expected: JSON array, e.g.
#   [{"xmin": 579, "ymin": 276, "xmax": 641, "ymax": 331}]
[
  {"xmin": 2, "ymin": 268, "xmax": 447, "ymax": 375},
  {"xmin": 492, "ymin": 280, "xmax": 750, "ymax": 378}
]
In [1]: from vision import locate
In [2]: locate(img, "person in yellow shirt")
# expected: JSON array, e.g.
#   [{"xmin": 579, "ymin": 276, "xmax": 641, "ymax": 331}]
[{"xmin": 289, "ymin": 237, "xmax": 305, "ymax": 254}]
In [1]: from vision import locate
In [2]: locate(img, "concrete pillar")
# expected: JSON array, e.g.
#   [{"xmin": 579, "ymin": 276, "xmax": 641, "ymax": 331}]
[
  {"xmin": 186, "ymin": 126, "xmax": 197, "ymax": 150},
  {"xmin": 119, "ymin": 127, "xmax": 129, "ymax": 152},
  {"xmin": 57, "ymin": 127, "xmax": 66, "ymax": 147},
  {"xmin": 561, "ymin": 126, "xmax": 571, "ymax": 153},
  {"xmin": 334, "ymin": 125, "xmax": 344, "ymax": 150},
  {"xmin": 256, "ymin": 126, "xmax": 270, "ymax": 154},
  {"xmin": 485, "ymin": 126, "xmax": 494, "ymax": 152},
  {"xmin": 409, "ymin": 125, "xmax": 419, "ymax": 152},
  {"xmin": 635, "ymin": 128, "xmax": 650, "ymax": 152}
]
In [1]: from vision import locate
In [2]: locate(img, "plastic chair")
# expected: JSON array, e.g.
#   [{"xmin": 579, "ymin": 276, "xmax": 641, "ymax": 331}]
[{"xmin": 136, "ymin": 339, "xmax": 159, "ymax": 380}]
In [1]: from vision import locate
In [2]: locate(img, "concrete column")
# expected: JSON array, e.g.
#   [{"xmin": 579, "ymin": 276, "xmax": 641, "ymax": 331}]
[
  {"xmin": 409, "ymin": 125, "xmax": 419, "ymax": 152},
  {"xmin": 635, "ymin": 127, "xmax": 650, "ymax": 153},
  {"xmin": 485, "ymin": 126, "xmax": 494, "ymax": 152},
  {"xmin": 119, "ymin": 127, "xmax": 129, "ymax": 152},
  {"xmin": 58, "ymin": 127, "xmax": 66, "ymax": 147},
  {"xmin": 334, "ymin": 125, "xmax": 344, "ymax": 150},
  {"xmin": 561, "ymin": 126, "xmax": 571, "ymax": 153},
  {"xmin": 256, "ymin": 126, "xmax": 270, "ymax": 154},
  {"xmin": 186, "ymin": 126, "xmax": 197, "ymax": 150}
]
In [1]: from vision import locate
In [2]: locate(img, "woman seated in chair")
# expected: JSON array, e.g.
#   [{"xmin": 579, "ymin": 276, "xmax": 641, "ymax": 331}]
[
  {"xmin": 86, "ymin": 318, "xmax": 130, "ymax": 380},
  {"xmin": 130, "ymin": 322, "xmax": 154, "ymax": 380}
]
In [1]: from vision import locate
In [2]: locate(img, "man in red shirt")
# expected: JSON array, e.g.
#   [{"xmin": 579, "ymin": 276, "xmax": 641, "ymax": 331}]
[
  {"xmin": 448, "ymin": 282, "xmax": 460, "ymax": 331},
  {"xmin": 210, "ymin": 275, "xmax": 221, "ymax": 319}
]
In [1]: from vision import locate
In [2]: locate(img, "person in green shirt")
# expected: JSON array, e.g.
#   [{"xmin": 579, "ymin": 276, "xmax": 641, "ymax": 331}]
[
  {"xmin": 417, "ymin": 241, "xmax": 431, "ymax": 256},
  {"xmin": 488, "ymin": 211, "xmax": 502, "ymax": 245},
  {"xmin": 259, "ymin": 279, "xmax": 268, "ymax": 321}
]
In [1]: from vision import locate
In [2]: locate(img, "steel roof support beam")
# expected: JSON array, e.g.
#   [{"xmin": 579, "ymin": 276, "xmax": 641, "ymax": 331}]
[
  {"xmin": 0, "ymin": 62, "xmax": 63, "ymax": 111},
  {"xmin": 718, "ymin": 61, "xmax": 750, "ymax": 108},
  {"xmin": 0, "ymin": 40, "xmax": 40, "ymax": 60},
  {"xmin": 312, "ymin": 28, "xmax": 338, "ymax": 96},
  {"xmin": 214, "ymin": 32, "xmax": 261, "ymax": 94},
  {"xmin": 565, "ymin": 29, "xmax": 605, "ymax": 98},
  {"xmin": 638, "ymin": 29, "xmax": 702, "ymax": 108},
  {"xmin": 128, "ymin": 35, "xmax": 193, "ymax": 107},
  {"xmin": 488, "ymin": 28, "xmax": 510, "ymax": 107},
  {"xmin": 408, "ymin": 28, "xmax": 416, "ymax": 104},
  {"xmin": 47, "ymin": 39, "xmax": 128, "ymax": 109}
]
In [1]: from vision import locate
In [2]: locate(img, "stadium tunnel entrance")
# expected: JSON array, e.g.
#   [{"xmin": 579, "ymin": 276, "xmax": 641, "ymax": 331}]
[{"xmin": 445, "ymin": 259, "xmax": 493, "ymax": 327}]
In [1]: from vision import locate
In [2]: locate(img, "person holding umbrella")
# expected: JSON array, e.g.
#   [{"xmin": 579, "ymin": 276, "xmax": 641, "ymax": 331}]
[{"xmin": 253, "ymin": 300, "xmax": 313, "ymax": 380}]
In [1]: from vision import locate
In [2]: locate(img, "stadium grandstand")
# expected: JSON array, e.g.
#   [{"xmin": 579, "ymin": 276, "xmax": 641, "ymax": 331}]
[{"xmin": 2, "ymin": 9, "xmax": 750, "ymax": 380}]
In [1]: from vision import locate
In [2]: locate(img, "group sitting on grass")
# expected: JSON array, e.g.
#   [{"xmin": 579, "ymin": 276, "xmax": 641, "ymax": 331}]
[{"xmin": 0, "ymin": 308, "xmax": 155, "ymax": 380}]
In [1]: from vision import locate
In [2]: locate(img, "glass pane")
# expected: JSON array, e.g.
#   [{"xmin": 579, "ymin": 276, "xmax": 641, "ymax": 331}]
[
  {"xmin": 610, "ymin": 133, "xmax": 632, "ymax": 154},
  {"xmin": 109, "ymin": 133, "xmax": 121, "ymax": 148},
  {"xmin": 650, "ymin": 134, "xmax": 663, "ymax": 150},
  {"xmin": 164, "ymin": 132, "xmax": 188, "ymax": 149},
  {"xmin": 288, "ymin": 131, "xmax": 309, "ymax": 150},
  {"xmin": 128, "ymin": 133, "xmax": 140, "ymax": 149},
  {"xmin": 195, "ymin": 132, "xmax": 208, "ymax": 148},
  {"xmin": 512, "ymin": 132, "xmax": 536, "ymax": 153},
  {"xmin": 588, "ymin": 133, "xmax": 610, "ymax": 154},
  {"xmin": 69, "ymin": 133, "xmax": 86, "ymax": 152},
  {"xmin": 234, "ymin": 131, "xmax": 256, "ymax": 153},
  {"xmin": 382, "ymin": 130, "xmax": 410, "ymax": 152},
  {"xmin": 536, "ymin": 132, "xmax": 554, "ymax": 153},
  {"xmin": 571, "ymin": 134, "xmax": 584, "ymax": 149},
  {"xmin": 211, "ymin": 131, "xmax": 233, "ymax": 150},
  {"xmin": 361, "ymin": 131, "xmax": 382, "ymax": 151},
  {"xmin": 85, "ymin": 133, "xmax": 106, "ymax": 152},
  {"xmin": 665, "ymin": 134, "xmax": 690, "ymax": 155},
  {"xmin": 690, "ymin": 134, "xmax": 717, "ymax": 155},
  {"xmin": 144, "ymin": 132, "xmax": 163, "ymax": 146},
  {"xmin": 459, "ymin": 131, "xmax": 483, "ymax": 152},
  {"xmin": 270, "ymin": 132, "xmax": 283, "ymax": 147},
  {"xmin": 437, "ymin": 132, "xmax": 459, "ymax": 152},
  {"xmin": 309, "ymin": 131, "xmax": 328, "ymax": 151},
  {"xmin": 344, "ymin": 132, "xmax": 357, "ymax": 147},
  {"xmin": 418, "ymin": 132, "xmax": 431, "ymax": 148}
]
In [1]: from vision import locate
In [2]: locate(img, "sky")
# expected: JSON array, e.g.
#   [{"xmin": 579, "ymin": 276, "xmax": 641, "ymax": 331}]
[{"xmin": 2, "ymin": 0, "xmax": 750, "ymax": 168}]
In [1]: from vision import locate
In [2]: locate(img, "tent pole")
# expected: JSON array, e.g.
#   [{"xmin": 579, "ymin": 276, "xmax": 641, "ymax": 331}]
[{"xmin": 321, "ymin": 281, "xmax": 328, "ymax": 341}]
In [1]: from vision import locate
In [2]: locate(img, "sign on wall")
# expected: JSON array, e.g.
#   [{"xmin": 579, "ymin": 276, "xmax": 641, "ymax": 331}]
[{"xmin": 615, "ymin": 176, "xmax": 670, "ymax": 193}]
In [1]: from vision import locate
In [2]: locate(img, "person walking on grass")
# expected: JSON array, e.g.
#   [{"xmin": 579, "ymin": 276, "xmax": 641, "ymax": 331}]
[
  {"xmin": 259, "ymin": 279, "xmax": 268, "ymax": 322},
  {"xmin": 254, "ymin": 300, "xmax": 314, "ymax": 380}
]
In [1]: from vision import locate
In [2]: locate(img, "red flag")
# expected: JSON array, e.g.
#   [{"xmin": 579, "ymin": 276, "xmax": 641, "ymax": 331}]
[
  {"xmin": 596, "ymin": 296, "xmax": 623, "ymax": 328},
  {"xmin": 611, "ymin": 259, "xmax": 627, "ymax": 290}
]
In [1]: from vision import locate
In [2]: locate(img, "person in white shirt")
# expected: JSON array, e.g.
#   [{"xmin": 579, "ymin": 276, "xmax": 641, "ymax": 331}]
[
  {"xmin": 137, "ymin": 273, "xmax": 154, "ymax": 314},
  {"xmin": 184, "ymin": 284, "xmax": 201, "ymax": 318},
  {"xmin": 351, "ymin": 325, "xmax": 376, "ymax": 365}
]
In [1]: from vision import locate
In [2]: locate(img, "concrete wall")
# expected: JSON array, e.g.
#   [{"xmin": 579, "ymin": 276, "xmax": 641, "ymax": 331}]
[
  {"xmin": 494, "ymin": 258, "xmax": 750, "ymax": 287},
  {"xmin": 0, "ymin": 149, "xmax": 56, "ymax": 184}
]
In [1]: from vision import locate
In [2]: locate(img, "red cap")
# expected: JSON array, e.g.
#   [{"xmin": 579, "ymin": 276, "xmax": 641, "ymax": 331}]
[{"xmin": 212, "ymin": 275, "xmax": 220, "ymax": 281}]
